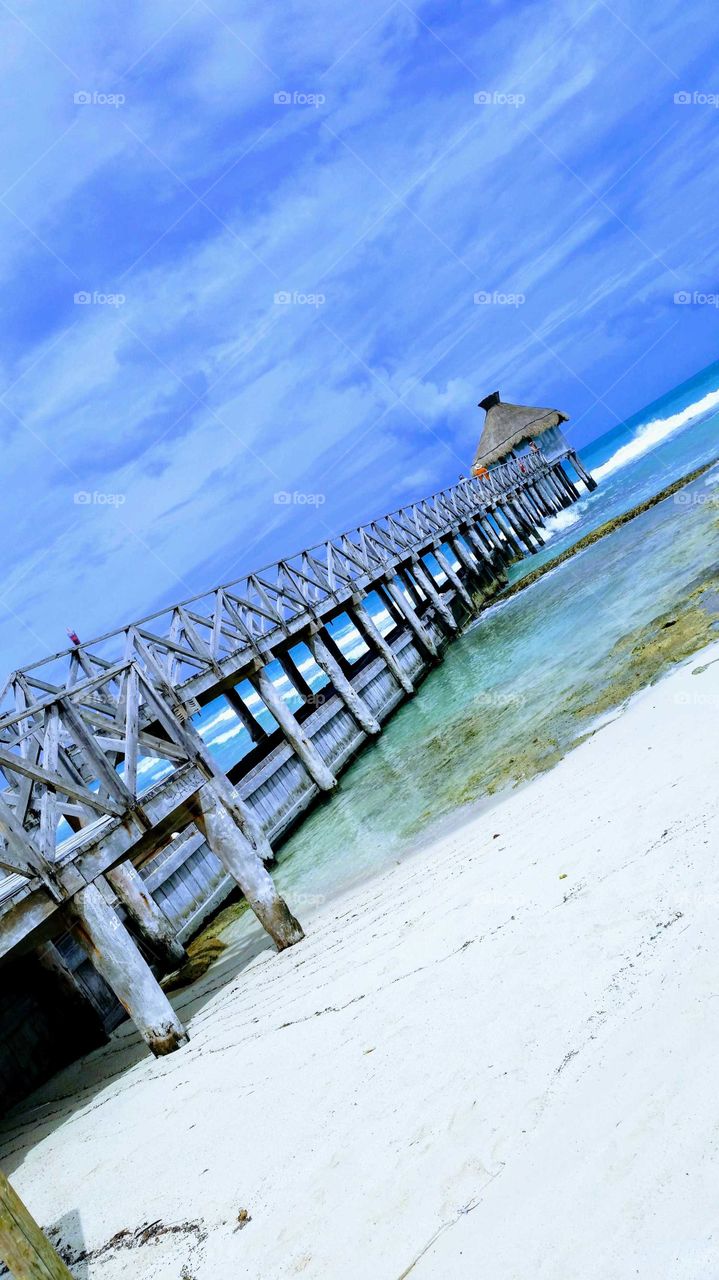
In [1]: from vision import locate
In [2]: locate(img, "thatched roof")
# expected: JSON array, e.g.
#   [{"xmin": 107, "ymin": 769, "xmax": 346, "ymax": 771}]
[{"xmin": 472, "ymin": 392, "xmax": 568, "ymax": 468}]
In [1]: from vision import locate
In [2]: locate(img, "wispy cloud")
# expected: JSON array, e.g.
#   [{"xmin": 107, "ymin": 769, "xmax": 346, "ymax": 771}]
[{"xmin": 1, "ymin": 0, "xmax": 718, "ymax": 670}]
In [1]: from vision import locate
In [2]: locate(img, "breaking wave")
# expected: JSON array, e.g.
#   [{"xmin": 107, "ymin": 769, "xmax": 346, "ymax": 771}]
[
  {"xmin": 542, "ymin": 507, "xmax": 581, "ymax": 540},
  {"xmin": 592, "ymin": 387, "xmax": 719, "ymax": 482}
]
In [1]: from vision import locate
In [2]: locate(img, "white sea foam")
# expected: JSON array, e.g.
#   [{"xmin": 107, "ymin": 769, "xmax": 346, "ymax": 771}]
[
  {"xmin": 541, "ymin": 508, "xmax": 581, "ymax": 540},
  {"xmin": 592, "ymin": 387, "xmax": 719, "ymax": 482}
]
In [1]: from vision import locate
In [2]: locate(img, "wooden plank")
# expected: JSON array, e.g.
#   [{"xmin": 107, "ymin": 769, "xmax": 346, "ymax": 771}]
[{"xmin": 0, "ymin": 1167, "xmax": 74, "ymax": 1279}]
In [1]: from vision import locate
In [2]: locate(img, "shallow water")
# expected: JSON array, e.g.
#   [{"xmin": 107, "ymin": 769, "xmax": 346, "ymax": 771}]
[{"xmin": 257, "ymin": 464, "xmax": 719, "ymax": 916}]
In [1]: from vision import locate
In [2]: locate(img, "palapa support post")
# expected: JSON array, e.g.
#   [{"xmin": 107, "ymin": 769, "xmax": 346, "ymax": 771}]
[
  {"xmin": 433, "ymin": 545, "xmax": 475, "ymax": 609},
  {"xmin": 256, "ymin": 665, "xmax": 337, "ymax": 792},
  {"xmin": 383, "ymin": 575, "xmax": 440, "ymax": 662},
  {"xmin": 68, "ymin": 881, "xmax": 189, "ymax": 1057},
  {"xmin": 308, "ymin": 630, "xmax": 381, "ymax": 735},
  {"xmin": 526, "ymin": 481, "xmax": 551, "ymax": 517},
  {"xmin": 513, "ymin": 489, "xmax": 545, "ymax": 534},
  {"xmin": 193, "ymin": 785, "xmax": 304, "ymax": 950},
  {"xmin": 0, "ymin": 1168, "xmax": 74, "ymax": 1280},
  {"xmin": 554, "ymin": 462, "xmax": 581, "ymax": 502},
  {"xmin": 568, "ymin": 450, "xmax": 597, "ymax": 491},
  {"xmin": 543, "ymin": 469, "xmax": 568, "ymax": 508},
  {"xmin": 535, "ymin": 475, "xmax": 561, "ymax": 514},
  {"xmin": 350, "ymin": 599, "xmax": 414, "ymax": 695},
  {"xmin": 105, "ymin": 860, "xmax": 187, "ymax": 974},
  {"xmin": 411, "ymin": 557, "xmax": 458, "ymax": 633}
]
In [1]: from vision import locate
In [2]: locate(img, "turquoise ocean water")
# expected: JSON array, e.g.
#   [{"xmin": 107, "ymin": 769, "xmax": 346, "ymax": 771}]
[{"xmin": 194, "ymin": 360, "xmax": 719, "ymax": 923}]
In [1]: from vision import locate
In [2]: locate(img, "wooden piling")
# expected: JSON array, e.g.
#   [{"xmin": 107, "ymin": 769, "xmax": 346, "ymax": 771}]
[
  {"xmin": 433, "ymin": 546, "xmax": 475, "ymax": 609},
  {"xmin": 411, "ymin": 558, "xmax": 458, "ymax": 632},
  {"xmin": 308, "ymin": 631, "xmax": 381, "ymax": 735},
  {"xmin": 256, "ymin": 665, "xmax": 336, "ymax": 792},
  {"xmin": 553, "ymin": 463, "xmax": 581, "ymax": 502},
  {"xmin": 68, "ymin": 882, "xmax": 189, "ymax": 1056},
  {"xmin": 193, "ymin": 785, "xmax": 304, "ymax": 950},
  {"xmin": 225, "ymin": 686, "xmax": 266, "ymax": 743},
  {"xmin": 105, "ymin": 860, "xmax": 187, "ymax": 974},
  {"xmin": 383, "ymin": 576, "xmax": 440, "ymax": 661},
  {"xmin": 491, "ymin": 506, "xmax": 524, "ymax": 557},
  {"xmin": 350, "ymin": 600, "xmax": 414, "ymax": 695},
  {"xmin": 0, "ymin": 1168, "xmax": 74, "ymax": 1280},
  {"xmin": 568, "ymin": 450, "xmax": 597, "ymax": 491}
]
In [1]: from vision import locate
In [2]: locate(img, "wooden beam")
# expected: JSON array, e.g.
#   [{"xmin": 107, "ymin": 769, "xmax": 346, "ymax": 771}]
[
  {"xmin": 308, "ymin": 632, "xmax": 380, "ymax": 736},
  {"xmin": 67, "ymin": 882, "xmax": 189, "ymax": 1057},
  {"xmin": 255, "ymin": 667, "xmax": 336, "ymax": 793},
  {"xmin": 105, "ymin": 860, "xmax": 186, "ymax": 974},
  {"xmin": 383, "ymin": 577, "xmax": 439, "ymax": 662},
  {"xmin": 350, "ymin": 600, "xmax": 414, "ymax": 695},
  {"xmin": 193, "ymin": 785, "xmax": 304, "ymax": 950},
  {"xmin": 0, "ymin": 1168, "xmax": 74, "ymax": 1280}
]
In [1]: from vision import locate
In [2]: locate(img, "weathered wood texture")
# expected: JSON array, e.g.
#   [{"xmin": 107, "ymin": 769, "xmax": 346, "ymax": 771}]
[
  {"xmin": 0, "ymin": 445, "xmax": 593, "ymax": 1095},
  {"xmin": 0, "ymin": 1169, "xmax": 74, "ymax": 1280}
]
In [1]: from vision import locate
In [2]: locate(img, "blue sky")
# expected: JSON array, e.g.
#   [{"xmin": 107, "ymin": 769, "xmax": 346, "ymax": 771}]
[{"xmin": 2, "ymin": 0, "xmax": 719, "ymax": 672}]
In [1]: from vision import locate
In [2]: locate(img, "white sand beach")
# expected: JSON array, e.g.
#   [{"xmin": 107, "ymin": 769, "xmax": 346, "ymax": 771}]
[{"xmin": 1, "ymin": 643, "xmax": 718, "ymax": 1280}]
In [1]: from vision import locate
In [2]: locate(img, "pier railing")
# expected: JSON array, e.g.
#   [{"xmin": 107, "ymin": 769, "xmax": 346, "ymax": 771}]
[
  {"xmin": 0, "ymin": 451, "xmax": 551, "ymax": 717},
  {"xmin": 0, "ymin": 442, "xmax": 589, "ymax": 1067}
]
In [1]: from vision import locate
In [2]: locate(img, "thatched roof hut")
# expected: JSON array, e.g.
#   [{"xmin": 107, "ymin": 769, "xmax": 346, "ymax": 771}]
[{"xmin": 472, "ymin": 392, "xmax": 568, "ymax": 471}]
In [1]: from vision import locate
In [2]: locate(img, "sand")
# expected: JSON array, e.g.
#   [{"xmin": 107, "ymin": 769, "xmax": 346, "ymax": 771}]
[{"xmin": 1, "ymin": 643, "xmax": 718, "ymax": 1280}]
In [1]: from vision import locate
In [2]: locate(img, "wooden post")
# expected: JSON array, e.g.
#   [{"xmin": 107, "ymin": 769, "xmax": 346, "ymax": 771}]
[
  {"xmin": 568, "ymin": 450, "xmax": 597, "ymax": 491},
  {"xmin": 449, "ymin": 534, "xmax": 486, "ymax": 598},
  {"xmin": 256, "ymin": 665, "xmax": 336, "ymax": 792},
  {"xmin": 518, "ymin": 484, "xmax": 546, "ymax": 525},
  {"xmin": 0, "ymin": 1168, "xmax": 74, "ymax": 1280},
  {"xmin": 463, "ymin": 526, "xmax": 498, "ymax": 584},
  {"xmin": 479, "ymin": 513, "xmax": 509, "ymax": 559},
  {"xmin": 553, "ymin": 462, "xmax": 581, "ymax": 502},
  {"xmin": 526, "ymin": 481, "xmax": 551, "ymax": 517},
  {"xmin": 105, "ymin": 860, "xmax": 187, "ymax": 974},
  {"xmin": 193, "ymin": 785, "xmax": 304, "ymax": 950},
  {"xmin": 462, "ymin": 523, "xmax": 492, "ymax": 565},
  {"xmin": 383, "ymin": 576, "xmax": 439, "ymax": 661},
  {"xmin": 491, "ymin": 506, "xmax": 523, "ymax": 557},
  {"xmin": 224, "ymin": 686, "xmax": 266, "ymax": 743},
  {"xmin": 411, "ymin": 558, "xmax": 458, "ymax": 632},
  {"xmin": 308, "ymin": 631, "xmax": 381, "ymax": 735},
  {"xmin": 514, "ymin": 489, "xmax": 545, "ymax": 535},
  {"xmin": 505, "ymin": 498, "xmax": 541, "ymax": 551},
  {"xmin": 67, "ymin": 882, "xmax": 189, "ymax": 1057},
  {"xmin": 542, "ymin": 469, "xmax": 568, "ymax": 508},
  {"xmin": 536, "ymin": 475, "xmax": 561, "ymax": 513},
  {"xmin": 433, "ymin": 545, "xmax": 475, "ymax": 609},
  {"xmin": 350, "ymin": 599, "xmax": 414, "ymax": 695}
]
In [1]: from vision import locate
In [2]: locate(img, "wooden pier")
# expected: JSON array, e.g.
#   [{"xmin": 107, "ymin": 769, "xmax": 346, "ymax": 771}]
[{"xmin": 0, "ymin": 446, "xmax": 594, "ymax": 1099}]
